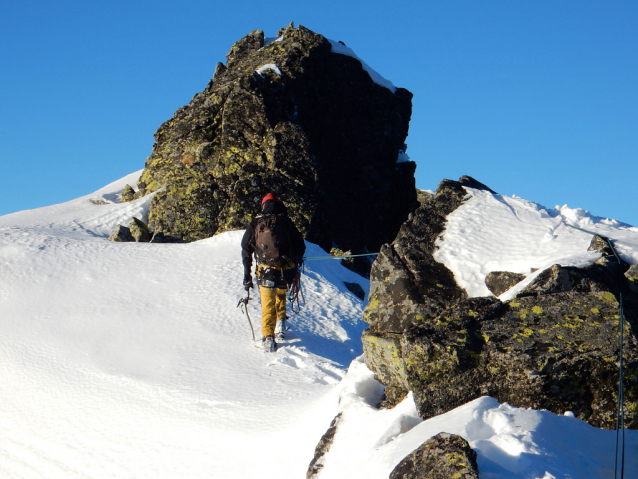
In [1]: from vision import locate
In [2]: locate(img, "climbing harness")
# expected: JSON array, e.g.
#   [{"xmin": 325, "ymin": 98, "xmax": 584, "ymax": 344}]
[
  {"xmin": 564, "ymin": 222, "xmax": 626, "ymax": 479},
  {"xmin": 237, "ymin": 289, "xmax": 256, "ymax": 341}
]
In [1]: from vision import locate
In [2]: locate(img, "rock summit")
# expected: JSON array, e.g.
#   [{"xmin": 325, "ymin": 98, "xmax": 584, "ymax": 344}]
[{"xmin": 127, "ymin": 24, "xmax": 416, "ymax": 254}]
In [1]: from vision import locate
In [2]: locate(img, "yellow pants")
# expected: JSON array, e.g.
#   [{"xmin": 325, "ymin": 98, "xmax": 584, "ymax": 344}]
[{"xmin": 259, "ymin": 285, "xmax": 288, "ymax": 337}]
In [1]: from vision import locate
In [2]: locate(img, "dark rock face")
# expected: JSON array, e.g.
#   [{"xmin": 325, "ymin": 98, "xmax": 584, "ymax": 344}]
[
  {"xmin": 129, "ymin": 217, "xmax": 151, "ymax": 242},
  {"xmin": 485, "ymin": 271, "xmax": 526, "ymax": 296},
  {"xmin": 307, "ymin": 413, "xmax": 341, "ymax": 479},
  {"xmin": 135, "ymin": 24, "xmax": 415, "ymax": 254},
  {"xmin": 108, "ymin": 225, "xmax": 134, "ymax": 242},
  {"xmin": 363, "ymin": 177, "xmax": 638, "ymax": 428},
  {"xmin": 389, "ymin": 432, "xmax": 479, "ymax": 479},
  {"xmin": 626, "ymin": 264, "xmax": 638, "ymax": 293},
  {"xmin": 121, "ymin": 184, "xmax": 136, "ymax": 202}
]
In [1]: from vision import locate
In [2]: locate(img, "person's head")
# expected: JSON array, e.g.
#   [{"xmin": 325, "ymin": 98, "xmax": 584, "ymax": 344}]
[
  {"xmin": 261, "ymin": 192, "xmax": 279, "ymax": 210},
  {"xmin": 261, "ymin": 192, "xmax": 287, "ymax": 215}
]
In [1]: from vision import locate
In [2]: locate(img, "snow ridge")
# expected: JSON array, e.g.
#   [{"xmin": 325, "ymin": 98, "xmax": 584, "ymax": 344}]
[{"xmin": 1, "ymin": 173, "xmax": 637, "ymax": 478}]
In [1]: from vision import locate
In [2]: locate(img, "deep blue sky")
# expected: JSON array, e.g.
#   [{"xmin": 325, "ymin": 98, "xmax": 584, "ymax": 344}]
[{"xmin": 2, "ymin": 1, "xmax": 636, "ymax": 226}]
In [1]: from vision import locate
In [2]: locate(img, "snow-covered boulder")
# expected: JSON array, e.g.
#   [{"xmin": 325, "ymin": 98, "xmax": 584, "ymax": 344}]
[{"xmin": 362, "ymin": 176, "xmax": 638, "ymax": 430}]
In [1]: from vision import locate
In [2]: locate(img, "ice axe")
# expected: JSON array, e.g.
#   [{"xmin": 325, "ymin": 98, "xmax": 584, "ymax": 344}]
[{"xmin": 237, "ymin": 288, "xmax": 256, "ymax": 341}]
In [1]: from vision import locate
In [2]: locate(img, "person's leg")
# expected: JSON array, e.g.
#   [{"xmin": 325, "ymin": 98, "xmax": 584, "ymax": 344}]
[
  {"xmin": 275, "ymin": 287, "xmax": 287, "ymax": 320},
  {"xmin": 274, "ymin": 287, "xmax": 288, "ymax": 339},
  {"xmin": 259, "ymin": 285, "xmax": 277, "ymax": 338}
]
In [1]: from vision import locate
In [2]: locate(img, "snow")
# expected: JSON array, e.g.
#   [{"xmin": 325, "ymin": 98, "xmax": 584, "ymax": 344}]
[
  {"xmin": 1, "ymin": 172, "xmax": 636, "ymax": 478},
  {"xmin": 396, "ymin": 149, "xmax": 410, "ymax": 163},
  {"xmin": 256, "ymin": 63, "xmax": 282, "ymax": 77},
  {"xmin": 434, "ymin": 187, "xmax": 638, "ymax": 300},
  {"xmin": 263, "ymin": 36, "xmax": 283, "ymax": 46},
  {"xmin": 328, "ymin": 39, "xmax": 397, "ymax": 93},
  {"xmin": 319, "ymin": 360, "xmax": 638, "ymax": 478}
]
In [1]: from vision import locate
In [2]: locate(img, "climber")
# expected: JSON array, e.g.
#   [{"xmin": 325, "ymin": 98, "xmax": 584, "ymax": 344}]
[{"xmin": 241, "ymin": 193, "xmax": 306, "ymax": 352}]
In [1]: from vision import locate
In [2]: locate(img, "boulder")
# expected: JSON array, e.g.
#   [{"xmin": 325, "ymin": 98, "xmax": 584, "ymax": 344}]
[
  {"xmin": 108, "ymin": 225, "xmax": 134, "ymax": 242},
  {"xmin": 129, "ymin": 217, "xmax": 151, "ymax": 242},
  {"xmin": 135, "ymin": 24, "xmax": 415, "ymax": 255},
  {"xmin": 121, "ymin": 184, "xmax": 136, "ymax": 202},
  {"xmin": 389, "ymin": 432, "xmax": 479, "ymax": 479},
  {"xmin": 626, "ymin": 264, "xmax": 638, "ymax": 293},
  {"xmin": 307, "ymin": 413, "xmax": 341, "ymax": 479},
  {"xmin": 150, "ymin": 231, "xmax": 165, "ymax": 243},
  {"xmin": 362, "ymin": 177, "xmax": 638, "ymax": 429},
  {"xmin": 485, "ymin": 271, "xmax": 526, "ymax": 296}
]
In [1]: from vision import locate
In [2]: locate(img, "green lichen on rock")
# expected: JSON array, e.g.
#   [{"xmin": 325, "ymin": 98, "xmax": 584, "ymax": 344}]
[
  {"xmin": 362, "ymin": 177, "xmax": 638, "ymax": 430},
  {"xmin": 389, "ymin": 432, "xmax": 479, "ymax": 479},
  {"xmin": 135, "ymin": 24, "xmax": 416, "ymax": 251},
  {"xmin": 485, "ymin": 271, "xmax": 527, "ymax": 296},
  {"xmin": 306, "ymin": 413, "xmax": 342, "ymax": 479},
  {"xmin": 121, "ymin": 184, "xmax": 136, "ymax": 202},
  {"xmin": 108, "ymin": 225, "xmax": 134, "ymax": 242},
  {"xmin": 129, "ymin": 217, "xmax": 151, "ymax": 242}
]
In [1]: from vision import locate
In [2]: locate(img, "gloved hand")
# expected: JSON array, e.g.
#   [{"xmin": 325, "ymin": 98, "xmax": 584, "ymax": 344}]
[{"xmin": 243, "ymin": 274, "xmax": 254, "ymax": 291}]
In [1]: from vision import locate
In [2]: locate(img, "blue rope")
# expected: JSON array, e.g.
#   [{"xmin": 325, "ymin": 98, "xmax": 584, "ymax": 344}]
[
  {"xmin": 606, "ymin": 237, "xmax": 626, "ymax": 479},
  {"xmin": 564, "ymin": 222, "xmax": 626, "ymax": 478},
  {"xmin": 303, "ymin": 252, "xmax": 379, "ymax": 261}
]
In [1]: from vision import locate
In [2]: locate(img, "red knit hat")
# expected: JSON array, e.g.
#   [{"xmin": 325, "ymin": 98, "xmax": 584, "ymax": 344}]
[{"xmin": 261, "ymin": 192, "xmax": 278, "ymax": 207}]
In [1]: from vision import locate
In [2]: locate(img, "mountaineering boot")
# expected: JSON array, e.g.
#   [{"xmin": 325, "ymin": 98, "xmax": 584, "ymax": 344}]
[
  {"xmin": 275, "ymin": 317, "xmax": 287, "ymax": 341},
  {"xmin": 263, "ymin": 335, "xmax": 276, "ymax": 353}
]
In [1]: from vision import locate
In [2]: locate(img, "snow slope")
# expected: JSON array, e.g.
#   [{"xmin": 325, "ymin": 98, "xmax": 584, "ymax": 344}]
[
  {"xmin": 1, "ymin": 173, "xmax": 636, "ymax": 478},
  {"xmin": 0, "ymin": 172, "xmax": 369, "ymax": 478}
]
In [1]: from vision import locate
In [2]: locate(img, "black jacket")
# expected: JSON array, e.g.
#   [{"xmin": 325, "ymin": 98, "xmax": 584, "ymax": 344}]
[{"xmin": 241, "ymin": 202, "xmax": 306, "ymax": 280}]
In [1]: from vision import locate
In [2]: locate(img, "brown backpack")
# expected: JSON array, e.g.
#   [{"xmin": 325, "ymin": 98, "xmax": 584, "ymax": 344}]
[{"xmin": 254, "ymin": 214, "xmax": 289, "ymax": 266}]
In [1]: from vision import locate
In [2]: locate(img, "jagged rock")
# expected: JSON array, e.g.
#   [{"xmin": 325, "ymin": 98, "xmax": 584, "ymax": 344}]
[
  {"xmin": 363, "ymin": 178, "xmax": 469, "ymax": 335},
  {"xmin": 362, "ymin": 177, "xmax": 638, "ymax": 430},
  {"xmin": 588, "ymin": 234, "xmax": 614, "ymax": 256},
  {"xmin": 149, "ymin": 231, "xmax": 183, "ymax": 244},
  {"xmin": 389, "ymin": 432, "xmax": 479, "ymax": 479},
  {"xmin": 344, "ymin": 282, "xmax": 365, "ymax": 300},
  {"xmin": 150, "ymin": 231, "xmax": 165, "ymax": 243},
  {"xmin": 626, "ymin": 264, "xmax": 638, "ymax": 293},
  {"xmin": 136, "ymin": 25, "xmax": 415, "ymax": 255},
  {"xmin": 485, "ymin": 271, "xmax": 527, "ymax": 296},
  {"xmin": 307, "ymin": 413, "xmax": 341, "ymax": 479},
  {"xmin": 134, "ymin": 182, "xmax": 147, "ymax": 200},
  {"xmin": 108, "ymin": 225, "xmax": 134, "ymax": 242},
  {"xmin": 129, "ymin": 217, "xmax": 151, "ymax": 242},
  {"xmin": 416, "ymin": 188, "xmax": 433, "ymax": 206},
  {"xmin": 121, "ymin": 185, "xmax": 136, "ymax": 202}
]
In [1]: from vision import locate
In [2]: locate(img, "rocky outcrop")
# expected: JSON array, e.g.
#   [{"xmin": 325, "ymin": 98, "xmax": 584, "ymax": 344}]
[
  {"xmin": 129, "ymin": 217, "xmax": 151, "ymax": 242},
  {"xmin": 485, "ymin": 271, "xmax": 526, "ymax": 296},
  {"xmin": 134, "ymin": 24, "xmax": 415, "ymax": 254},
  {"xmin": 108, "ymin": 225, "xmax": 134, "ymax": 242},
  {"xmin": 307, "ymin": 413, "xmax": 341, "ymax": 479},
  {"xmin": 389, "ymin": 433, "xmax": 479, "ymax": 479},
  {"xmin": 121, "ymin": 185, "xmax": 136, "ymax": 202},
  {"xmin": 363, "ymin": 177, "xmax": 638, "ymax": 429}
]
